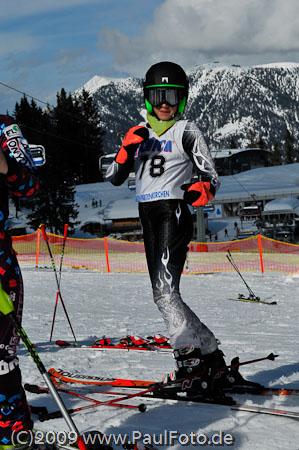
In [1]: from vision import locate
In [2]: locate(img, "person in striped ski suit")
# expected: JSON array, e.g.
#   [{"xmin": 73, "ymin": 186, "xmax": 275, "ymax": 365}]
[{"xmin": 106, "ymin": 62, "xmax": 261, "ymax": 398}]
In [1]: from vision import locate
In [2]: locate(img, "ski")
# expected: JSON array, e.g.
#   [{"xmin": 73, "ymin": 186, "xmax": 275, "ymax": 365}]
[
  {"xmin": 230, "ymin": 404, "xmax": 299, "ymax": 420},
  {"xmin": 28, "ymin": 384, "xmax": 299, "ymax": 422},
  {"xmin": 49, "ymin": 353, "xmax": 278, "ymax": 389},
  {"xmin": 226, "ymin": 250, "xmax": 277, "ymax": 305},
  {"xmin": 137, "ymin": 390, "xmax": 299, "ymax": 420},
  {"xmin": 56, "ymin": 335, "xmax": 172, "ymax": 353},
  {"xmin": 229, "ymin": 297, "xmax": 277, "ymax": 305},
  {"xmin": 49, "ymin": 368, "xmax": 154, "ymax": 388},
  {"xmin": 27, "ymin": 382, "xmax": 299, "ymax": 400}
]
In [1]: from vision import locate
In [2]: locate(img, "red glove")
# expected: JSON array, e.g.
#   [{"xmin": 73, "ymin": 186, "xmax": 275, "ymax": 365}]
[
  {"xmin": 181, "ymin": 181, "xmax": 215, "ymax": 207},
  {"xmin": 116, "ymin": 126, "xmax": 149, "ymax": 164}
]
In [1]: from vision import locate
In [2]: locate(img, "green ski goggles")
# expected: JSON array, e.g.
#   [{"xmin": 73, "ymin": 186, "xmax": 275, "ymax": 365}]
[{"xmin": 145, "ymin": 88, "xmax": 185, "ymax": 107}]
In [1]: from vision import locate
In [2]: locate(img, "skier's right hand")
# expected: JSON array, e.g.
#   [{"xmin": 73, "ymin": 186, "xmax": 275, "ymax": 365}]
[{"xmin": 116, "ymin": 126, "xmax": 149, "ymax": 164}]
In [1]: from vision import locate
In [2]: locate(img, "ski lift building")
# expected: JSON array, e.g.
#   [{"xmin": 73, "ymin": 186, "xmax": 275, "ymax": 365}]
[{"xmin": 211, "ymin": 148, "xmax": 271, "ymax": 176}]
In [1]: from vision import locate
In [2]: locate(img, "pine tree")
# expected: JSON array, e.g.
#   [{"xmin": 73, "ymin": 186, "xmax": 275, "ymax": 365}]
[
  {"xmin": 74, "ymin": 88, "xmax": 105, "ymax": 183},
  {"xmin": 229, "ymin": 136, "xmax": 238, "ymax": 148},
  {"xmin": 257, "ymin": 135, "xmax": 267, "ymax": 150},
  {"xmin": 14, "ymin": 94, "xmax": 79, "ymax": 235},
  {"xmin": 12, "ymin": 87, "xmax": 105, "ymax": 235},
  {"xmin": 246, "ymin": 129, "xmax": 258, "ymax": 148},
  {"xmin": 270, "ymin": 143, "xmax": 282, "ymax": 166},
  {"xmin": 53, "ymin": 88, "xmax": 105, "ymax": 185},
  {"xmin": 283, "ymin": 128, "xmax": 295, "ymax": 164}
]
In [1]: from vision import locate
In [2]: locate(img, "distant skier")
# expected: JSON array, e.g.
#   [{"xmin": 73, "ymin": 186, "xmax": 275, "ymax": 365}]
[
  {"xmin": 106, "ymin": 62, "xmax": 260, "ymax": 399},
  {"xmin": 0, "ymin": 115, "xmax": 40, "ymax": 445}
]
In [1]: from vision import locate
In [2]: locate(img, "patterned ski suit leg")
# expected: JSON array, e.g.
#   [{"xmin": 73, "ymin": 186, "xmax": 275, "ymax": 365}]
[
  {"xmin": 139, "ymin": 199, "xmax": 218, "ymax": 354},
  {"xmin": 0, "ymin": 244, "xmax": 33, "ymax": 446}
]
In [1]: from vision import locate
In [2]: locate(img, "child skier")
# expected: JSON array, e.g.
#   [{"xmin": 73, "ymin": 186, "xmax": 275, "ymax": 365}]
[
  {"xmin": 0, "ymin": 115, "xmax": 39, "ymax": 447},
  {"xmin": 106, "ymin": 62, "xmax": 261, "ymax": 400}
]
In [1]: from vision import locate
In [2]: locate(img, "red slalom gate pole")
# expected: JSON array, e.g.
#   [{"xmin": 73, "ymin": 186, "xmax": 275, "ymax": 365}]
[
  {"xmin": 49, "ymin": 291, "xmax": 60, "ymax": 342},
  {"xmin": 40, "ymin": 225, "xmax": 77, "ymax": 343},
  {"xmin": 59, "ymin": 224, "xmax": 69, "ymax": 285},
  {"xmin": 50, "ymin": 224, "xmax": 69, "ymax": 342}
]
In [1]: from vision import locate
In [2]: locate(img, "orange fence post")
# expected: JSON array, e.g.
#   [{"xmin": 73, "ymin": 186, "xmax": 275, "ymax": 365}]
[
  {"xmin": 35, "ymin": 228, "xmax": 41, "ymax": 268},
  {"xmin": 258, "ymin": 234, "xmax": 264, "ymax": 274},
  {"xmin": 104, "ymin": 236, "xmax": 111, "ymax": 273}
]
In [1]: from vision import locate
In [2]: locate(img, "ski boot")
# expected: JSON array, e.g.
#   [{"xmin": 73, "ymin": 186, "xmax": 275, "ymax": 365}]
[
  {"xmin": 162, "ymin": 346, "xmax": 234, "ymax": 405},
  {"xmin": 198, "ymin": 350, "xmax": 264, "ymax": 395},
  {"xmin": 223, "ymin": 356, "xmax": 264, "ymax": 394}
]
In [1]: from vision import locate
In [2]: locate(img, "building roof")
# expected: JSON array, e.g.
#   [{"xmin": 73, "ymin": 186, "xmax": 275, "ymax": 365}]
[
  {"xmin": 211, "ymin": 147, "xmax": 270, "ymax": 159},
  {"xmin": 74, "ymin": 163, "xmax": 299, "ymax": 227}
]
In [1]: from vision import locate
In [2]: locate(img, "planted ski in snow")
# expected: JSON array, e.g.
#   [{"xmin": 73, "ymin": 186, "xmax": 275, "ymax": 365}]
[
  {"xmin": 56, "ymin": 335, "xmax": 171, "ymax": 352},
  {"xmin": 229, "ymin": 297, "xmax": 277, "ymax": 305}
]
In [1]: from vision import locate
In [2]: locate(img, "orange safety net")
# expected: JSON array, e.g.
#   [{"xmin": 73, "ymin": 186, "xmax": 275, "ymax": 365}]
[
  {"xmin": 12, "ymin": 232, "xmax": 299, "ymax": 274},
  {"xmin": 12, "ymin": 232, "xmax": 39, "ymax": 265}
]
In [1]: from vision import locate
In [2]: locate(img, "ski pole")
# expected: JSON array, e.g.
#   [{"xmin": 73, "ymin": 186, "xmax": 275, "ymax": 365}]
[
  {"xmin": 0, "ymin": 282, "xmax": 88, "ymax": 450},
  {"xmin": 25, "ymin": 383, "xmax": 146, "ymax": 418},
  {"xmin": 40, "ymin": 224, "xmax": 77, "ymax": 343},
  {"xmin": 50, "ymin": 224, "xmax": 69, "ymax": 342},
  {"xmin": 226, "ymin": 249, "xmax": 258, "ymax": 299},
  {"xmin": 36, "ymin": 398, "xmax": 145, "ymax": 421}
]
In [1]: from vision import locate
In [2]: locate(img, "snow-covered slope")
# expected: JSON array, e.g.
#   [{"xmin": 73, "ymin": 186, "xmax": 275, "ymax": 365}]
[{"xmin": 20, "ymin": 268, "xmax": 299, "ymax": 449}]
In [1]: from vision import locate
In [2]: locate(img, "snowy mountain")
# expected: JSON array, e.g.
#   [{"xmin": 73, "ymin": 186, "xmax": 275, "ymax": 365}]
[{"xmin": 77, "ymin": 62, "xmax": 299, "ymax": 153}]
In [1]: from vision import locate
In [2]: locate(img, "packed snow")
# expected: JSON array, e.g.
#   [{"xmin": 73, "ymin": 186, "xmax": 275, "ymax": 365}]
[{"xmin": 18, "ymin": 265, "xmax": 299, "ymax": 449}]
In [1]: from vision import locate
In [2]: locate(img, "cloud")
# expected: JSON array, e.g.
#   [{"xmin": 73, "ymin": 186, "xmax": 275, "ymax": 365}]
[
  {"xmin": 0, "ymin": 32, "xmax": 38, "ymax": 57},
  {"xmin": 1, "ymin": 0, "xmax": 102, "ymax": 20},
  {"xmin": 52, "ymin": 48, "xmax": 89, "ymax": 73},
  {"xmin": 98, "ymin": 0, "xmax": 299, "ymax": 74}
]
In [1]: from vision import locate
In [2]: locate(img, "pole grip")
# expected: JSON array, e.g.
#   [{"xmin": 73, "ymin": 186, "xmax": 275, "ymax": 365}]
[
  {"xmin": 40, "ymin": 224, "xmax": 48, "ymax": 241},
  {"xmin": 63, "ymin": 224, "xmax": 69, "ymax": 240},
  {"xmin": 39, "ymin": 409, "xmax": 66, "ymax": 421},
  {"xmin": 24, "ymin": 383, "xmax": 44, "ymax": 394}
]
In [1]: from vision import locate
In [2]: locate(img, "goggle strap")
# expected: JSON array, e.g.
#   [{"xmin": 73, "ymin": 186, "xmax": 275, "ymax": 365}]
[
  {"xmin": 145, "ymin": 84, "xmax": 185, "ymax": 88},
  {"xmin": 145, "ymin": 98, "xmax": 153, "ymax": 113}
]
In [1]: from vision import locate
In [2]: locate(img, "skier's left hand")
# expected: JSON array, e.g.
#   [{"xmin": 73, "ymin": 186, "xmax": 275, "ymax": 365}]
[{"xmin": 181, "ymin": 181, "xmax": 215, "ymax": 207}]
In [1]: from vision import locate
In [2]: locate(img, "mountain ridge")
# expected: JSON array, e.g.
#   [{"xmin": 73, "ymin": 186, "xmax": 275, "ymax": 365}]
[{"xmin": 77, "ymin": 62, "xmax": 299, "ymax": 153}]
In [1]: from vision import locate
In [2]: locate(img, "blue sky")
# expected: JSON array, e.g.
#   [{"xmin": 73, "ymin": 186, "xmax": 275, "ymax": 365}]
[{"xmin": 0, "ymin": 0, "xmax": 298, "ymax": 114}]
